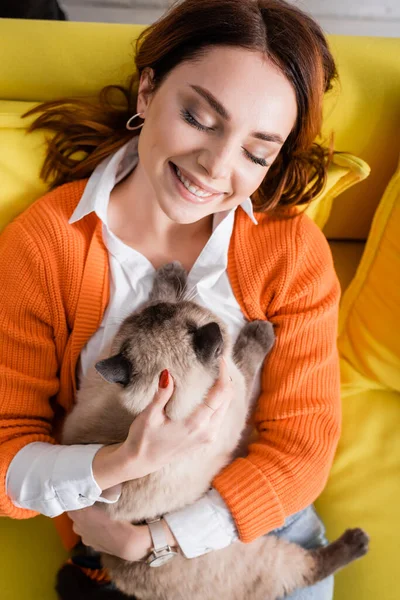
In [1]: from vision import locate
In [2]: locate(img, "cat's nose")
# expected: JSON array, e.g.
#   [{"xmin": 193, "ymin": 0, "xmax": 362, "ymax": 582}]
[{"xmin": 193, "ymin": 322, "xmax": 223, "ymax": 362}]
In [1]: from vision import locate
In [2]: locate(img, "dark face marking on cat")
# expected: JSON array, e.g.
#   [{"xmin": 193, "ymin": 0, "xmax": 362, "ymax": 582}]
[
  {"xmin": 140, "ymin": 302, "xmax": 178, "ymax": 327},
  {"xmin": 95, "ymin": 353, "xmax": 133, "ymax": 387},
  {"xmin": 192, "ymin": 322, "xmax": 223, "ymax": 363}
]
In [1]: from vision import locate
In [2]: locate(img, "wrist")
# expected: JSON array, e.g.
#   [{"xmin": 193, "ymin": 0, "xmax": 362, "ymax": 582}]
[
  {"xmin": 116, "ymin": 440, "xmax": 144, "ymax": 481},
  {"xmin": 92, "ymin": 443, "xmax": 126, "ymax": 491},
  {"xmin": 124, "ymin": 524, "xmax": 152, "ymax": 562},
  {"xmin": 138, "ymin": 524, "xmax": 153, "ymax": 559},
  {"xmin": 130, "ymin": 520, "xmax": 179, "ymax": 562}
]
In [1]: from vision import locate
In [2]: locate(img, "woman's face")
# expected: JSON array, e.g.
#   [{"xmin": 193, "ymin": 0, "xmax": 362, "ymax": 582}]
[{"xmin": 136, "ymin": 45, "xmax": 297, "ymax": 224}]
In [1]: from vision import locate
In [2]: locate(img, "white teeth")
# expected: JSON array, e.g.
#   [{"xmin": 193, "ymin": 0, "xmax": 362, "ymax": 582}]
[{"xmin": 175, "ymin": 166, "xmax": 213, "ymax": 198}]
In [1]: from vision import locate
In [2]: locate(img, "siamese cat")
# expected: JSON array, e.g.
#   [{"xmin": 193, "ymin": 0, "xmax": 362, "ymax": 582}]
[{"xmin": 62, "ymin": 261, "xmax": 369, "ymax": 600}]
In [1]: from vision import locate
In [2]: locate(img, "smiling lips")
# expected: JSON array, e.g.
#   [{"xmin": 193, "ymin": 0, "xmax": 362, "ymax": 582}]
[{"xmin": 172, "ymin": 162, "xmax": 225, "ymax": 197}]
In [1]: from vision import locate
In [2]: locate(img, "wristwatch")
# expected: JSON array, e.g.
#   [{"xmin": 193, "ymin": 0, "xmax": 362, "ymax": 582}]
[{"xmin": 144, "ymin": 517, "xmax": 179, "ymax": 567}]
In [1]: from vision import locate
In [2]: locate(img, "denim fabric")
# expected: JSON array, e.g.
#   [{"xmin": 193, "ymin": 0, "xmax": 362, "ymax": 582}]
[{"xmin": 269, "ymin": 505, "xmax": 334, "ymax": 600}]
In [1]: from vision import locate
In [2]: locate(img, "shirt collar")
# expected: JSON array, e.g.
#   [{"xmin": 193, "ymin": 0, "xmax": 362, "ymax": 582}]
[{"xmin": 69, "ymin": 136, "xmax": 258, "ymax": 227}]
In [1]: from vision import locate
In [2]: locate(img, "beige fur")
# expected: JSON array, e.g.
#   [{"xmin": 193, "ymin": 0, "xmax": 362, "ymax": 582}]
[{"xmin": 62, "ymin": 262, "xmax": 369, "ymax": 599}]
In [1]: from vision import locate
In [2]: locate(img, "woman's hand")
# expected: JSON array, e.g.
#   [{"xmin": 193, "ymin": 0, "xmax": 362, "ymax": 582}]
[
  {"xmin": 67, "ymin": 505, "xmax": 153, "ymax": 562},
  {"xmin": 92, "ymin": 357, "xmax": 234, "ymax": 490},
  {"xmin": 119, "ymin": 357, "xmax": 234, "ymax": 480}
]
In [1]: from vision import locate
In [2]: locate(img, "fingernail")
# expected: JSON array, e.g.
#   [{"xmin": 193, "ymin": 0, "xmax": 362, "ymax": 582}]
[{"xmin": 159, "ymin": 369, "xmax": 169, "ymax": 389}]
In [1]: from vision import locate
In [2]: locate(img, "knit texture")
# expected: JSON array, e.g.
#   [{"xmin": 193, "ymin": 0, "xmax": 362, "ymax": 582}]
[{"xmin": 0, "ymin": 180, "xmax": 341, "ymax": 547}]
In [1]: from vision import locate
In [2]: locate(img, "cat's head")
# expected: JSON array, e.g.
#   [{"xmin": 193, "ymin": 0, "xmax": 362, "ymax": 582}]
[{"xmin": 94, "ymin": 262, "xmax": 231, "ymax": 420}]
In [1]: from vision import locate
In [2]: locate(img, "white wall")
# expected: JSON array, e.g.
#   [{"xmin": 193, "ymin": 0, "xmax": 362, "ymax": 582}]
[
  {"xmin": 61, "ymin": 0, "xmax": 400, "ymax": 36},
  {"xmin": 296, "ymin": 0, "xmax": 400, "ymax": 37}
]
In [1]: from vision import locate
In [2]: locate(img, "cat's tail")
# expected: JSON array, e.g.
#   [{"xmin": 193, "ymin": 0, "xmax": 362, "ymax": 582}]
[{"xmin": 274, "ymin": 528, "xmax": 369, "ymax": 599}]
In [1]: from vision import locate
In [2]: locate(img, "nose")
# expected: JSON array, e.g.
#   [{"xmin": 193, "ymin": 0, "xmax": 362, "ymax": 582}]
[{"xmin": 197, "ymin": 139, "xmax": 236, "ymax": 182}]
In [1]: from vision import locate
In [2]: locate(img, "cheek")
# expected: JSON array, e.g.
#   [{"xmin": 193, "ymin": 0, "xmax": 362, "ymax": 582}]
[
  {"xmin": 146, "ymin": 100, "xmax": 196, "ymax": 157},
  {"xmin": 233, "ymin": 165, "xmax": 268, "ymax": 200},
  {"xmin": 166, "ymin": 122, "xmax": 205, "ymax": 158}
]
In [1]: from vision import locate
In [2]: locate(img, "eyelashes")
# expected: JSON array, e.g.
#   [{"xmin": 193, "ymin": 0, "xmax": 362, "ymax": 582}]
[
  {"xmin": 244, "ymin": 151, "xmax": 269, "ymax": 168},
  {"xmin": 180, "ymin": 109, "xmax": 269, "ymax": 168},
  {"xmin": 181, "ymin": 108, "xmax": 208, "ymax": 132}
]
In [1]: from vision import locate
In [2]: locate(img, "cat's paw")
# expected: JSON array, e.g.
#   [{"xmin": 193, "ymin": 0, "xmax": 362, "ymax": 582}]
[
  {"xmin": 338, "ymin": 528, "xmax": 370, "ymax": 560},
  {"xmin": 240, "ymin": 320, "xmax": 275, "ymax": 354},
  {"xmin": 151, "ymin": 262, "xmax": 188, "ymax": 303},
  {"xmin": 157, "ymin": 261, "xmax": 187, "ymax": 284}
]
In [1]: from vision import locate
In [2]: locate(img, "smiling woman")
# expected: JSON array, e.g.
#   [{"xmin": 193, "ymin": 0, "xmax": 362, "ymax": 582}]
[
  {"xmin": 23, "ymin": 0, "xmax": 337, "ymax": 216},
  {"xmin": 0, "ymin": 2, "xmax": 343, "ymax": 600}
]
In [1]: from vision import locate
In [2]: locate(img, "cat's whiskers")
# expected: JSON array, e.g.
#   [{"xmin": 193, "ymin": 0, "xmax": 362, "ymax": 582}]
[
  {"xmin": 186, "ymin": 291, "xmax": 199, "ymax": 303},
  {"xmin": 182, "ymin": 284, "xmax": 199, "ymax": 303},
  {"xmin": 176, "ymin": 280, "xmax": 188, "ymax": 302},
  {"xmin": 175, "ymin": 279, "xmax": 185, "ymax": 302}
]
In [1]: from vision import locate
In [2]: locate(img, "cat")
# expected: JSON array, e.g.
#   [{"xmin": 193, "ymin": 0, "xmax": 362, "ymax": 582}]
[{"xmin": 61, "ymin": 261, "xmax": 369, "ymax": 600}]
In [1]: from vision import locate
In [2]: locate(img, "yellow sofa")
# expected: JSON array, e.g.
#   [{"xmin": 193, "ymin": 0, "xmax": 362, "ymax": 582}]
[{"xmin": 0, "ymin": 18, "xmax": 399, "ymax": 600}]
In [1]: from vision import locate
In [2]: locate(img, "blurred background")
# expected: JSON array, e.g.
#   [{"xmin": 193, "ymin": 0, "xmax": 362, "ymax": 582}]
[{"xmin": 0, "ymin": 0, "xmax": 399, "ymax": 37}]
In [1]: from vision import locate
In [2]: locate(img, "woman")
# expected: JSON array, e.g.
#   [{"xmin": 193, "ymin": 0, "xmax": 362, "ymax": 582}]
[{"xmin": 0, "ymin": 0, "xmax": 341, "ymax": 598}]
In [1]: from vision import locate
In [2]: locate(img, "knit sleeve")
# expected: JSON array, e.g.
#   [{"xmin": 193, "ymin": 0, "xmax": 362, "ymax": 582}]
[
  {"xmin": 213, "ymin": 215, "xmax": 341, "ymax": 543},
  {"xmin": 0, "ymin": 220, "xmax": 59, "ymax": 518}
]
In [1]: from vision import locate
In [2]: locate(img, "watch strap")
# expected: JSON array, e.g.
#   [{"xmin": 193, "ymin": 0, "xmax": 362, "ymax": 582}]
[{"xmin": 146, "ymin": 517, "xmax": 169, "ymax": 551}]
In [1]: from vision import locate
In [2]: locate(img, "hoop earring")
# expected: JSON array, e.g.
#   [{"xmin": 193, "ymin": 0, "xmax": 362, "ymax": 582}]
[{"xmin": 126, "ymin": 112, "xmax": 144, "ymax": 131}]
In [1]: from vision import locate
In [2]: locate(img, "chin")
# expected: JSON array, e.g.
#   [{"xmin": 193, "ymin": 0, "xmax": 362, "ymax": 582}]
[{"xmin": 160, "ymin": 199, "xmax": 213, "ymax": 225}]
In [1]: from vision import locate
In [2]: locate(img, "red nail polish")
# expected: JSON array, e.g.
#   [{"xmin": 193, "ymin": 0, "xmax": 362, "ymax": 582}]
[{"xmin": 159, "ymin": 369, "xmax": 169, "ymax": 389}]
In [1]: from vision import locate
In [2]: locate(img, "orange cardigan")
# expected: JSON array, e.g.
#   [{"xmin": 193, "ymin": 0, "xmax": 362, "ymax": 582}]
[{"xmin": 0, "ymin": 180, "xmax": 341, "ymax": 550}]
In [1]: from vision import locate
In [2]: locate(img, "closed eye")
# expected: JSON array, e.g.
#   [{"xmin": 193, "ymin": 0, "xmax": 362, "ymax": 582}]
[{"xmin": 180, "ymin": 109, "xmax": 270, "ymax": 168}]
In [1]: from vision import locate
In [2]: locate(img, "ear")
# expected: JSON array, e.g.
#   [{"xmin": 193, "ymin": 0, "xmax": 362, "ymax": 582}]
[
  {"xmin": 193, "ymin": 322, "xmax": 224, "ymax": 362},
  {"xmin": 149, "ymin": 261, "xmax": 188, "ymax": 304},
  {"xmin": 95, "ymin": 353, "xmax": 133, "ymax": 387},
  {"xmin": 136, "ymin": 67, "xmax": 156, "ymax": 115}
]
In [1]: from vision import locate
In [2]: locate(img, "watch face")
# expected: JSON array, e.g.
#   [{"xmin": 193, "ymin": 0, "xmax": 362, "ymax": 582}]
[{"xmin": 149, "ymin": 553, "xmax": 176, "ymax": 567}]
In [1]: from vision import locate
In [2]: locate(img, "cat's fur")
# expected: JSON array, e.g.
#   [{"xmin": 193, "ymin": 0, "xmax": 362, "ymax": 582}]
[{"xmin": 61, "ymin": 262, "xmax": 369, "ymax": 600}]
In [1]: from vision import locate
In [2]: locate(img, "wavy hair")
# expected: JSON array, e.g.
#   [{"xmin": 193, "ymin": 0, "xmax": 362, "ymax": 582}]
[{"xmin": 24, "ymin": 0, "xmax": 338, "ymax": 215}]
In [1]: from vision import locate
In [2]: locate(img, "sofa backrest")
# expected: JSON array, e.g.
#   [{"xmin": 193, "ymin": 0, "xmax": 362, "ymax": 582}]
[{"xmin": 1, "ymin": 19, "xmax": 399, "ymax": 240}]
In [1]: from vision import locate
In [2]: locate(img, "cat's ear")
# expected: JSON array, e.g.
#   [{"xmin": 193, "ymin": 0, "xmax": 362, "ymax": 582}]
[
  {"xmin": 149, "ymin": 261, "xmax": 187, "ymax": 304},
  {"xmin": 193, "ymin": 322, "xmax": 224, "ymax": 362},
  {"xmin": 95, "ymin": 354, "xmax": 133, "ymax": 386}
]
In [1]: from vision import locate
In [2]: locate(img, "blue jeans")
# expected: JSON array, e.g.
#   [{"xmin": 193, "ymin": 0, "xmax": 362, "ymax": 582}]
[{"xmin": 269, "ymin": 505, "xmax": 334, "ymax": 600}]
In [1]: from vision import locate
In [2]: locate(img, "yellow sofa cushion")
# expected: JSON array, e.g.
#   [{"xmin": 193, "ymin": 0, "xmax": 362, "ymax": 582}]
[
  {"xmin": 316, "ymin": 162, "xmax": 400, "ymax": 600},
  {"xmin": 321, "ymin": 36, "xmax": 400, "ymax": 240},
  {"xmin": 316, "ymin": 388, "xmax": 400, "ymax": 600},
  {"xmin": 304, "ymin": 153, "xmax": 370, "ymax": 229},
  {"xmin": 338, "ymin": 160, "xmax": 400, "ymax": 393},
  {"xmin": 2, "ymin": 515, "xmax": 67, "ymax": 600},
  {"xmin": 0, "ymin": 101, "xmax": 50, "ymax": 233},
  {"xmin": 0, "ymin": 100, "xmax": 369, "ymax": 232}
]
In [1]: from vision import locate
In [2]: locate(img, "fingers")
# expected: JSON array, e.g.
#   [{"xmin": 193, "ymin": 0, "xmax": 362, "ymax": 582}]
[
  {"xmin": 135, "ymin": 371, "xmax": 175, "ymax": 429},
  {"xmin": 187, "ymin": 358, "xmax": 233, "ymax": 428},
  {"xmin": 150, "ymin": 369, "xmax": 175, "ymax": 411},
  {"xmin": 203, "ymin": 357, "xmax": 232, "ymax": 411}
]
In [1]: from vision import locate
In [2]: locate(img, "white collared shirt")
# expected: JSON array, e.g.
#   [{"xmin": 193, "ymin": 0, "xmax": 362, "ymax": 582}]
[{"xmin": 6, "ymin": 136, "xmax": 261, "ymax": 558}]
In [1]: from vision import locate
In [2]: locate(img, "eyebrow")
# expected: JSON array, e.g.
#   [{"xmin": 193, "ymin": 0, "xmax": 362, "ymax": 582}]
[{"xmin": 189, "ymin": 84, "xmax": 284, "ymax": 145}]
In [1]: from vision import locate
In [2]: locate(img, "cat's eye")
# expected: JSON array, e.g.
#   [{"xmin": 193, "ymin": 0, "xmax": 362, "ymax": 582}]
[{"xmin": 214, "ymin": 345, "xmax": 222, "ymax": 358}]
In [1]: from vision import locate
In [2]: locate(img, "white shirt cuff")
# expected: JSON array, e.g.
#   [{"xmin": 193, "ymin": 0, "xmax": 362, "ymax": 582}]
[
  {"xmin": 163, "ymin": 488, "xmax": 239, "ymax": 559},
  {"xmin": 6, "ymin": 442, "xmax": 122, "ymax": 517}
]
